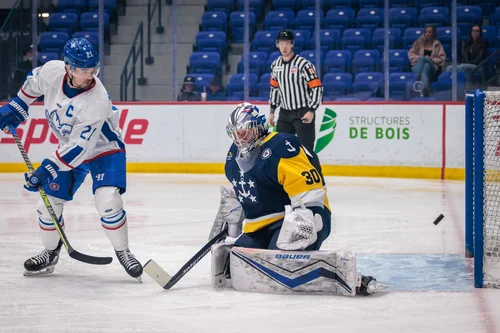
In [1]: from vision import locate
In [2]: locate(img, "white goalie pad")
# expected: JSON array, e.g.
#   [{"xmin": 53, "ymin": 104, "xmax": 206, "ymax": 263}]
[
  {"xmin": 211, "ymin": 242, "xmax": 233, "ymax": 288},
  {"xmin": 230, "ymin": 247, "xmax": 359, "ymax": 296}
]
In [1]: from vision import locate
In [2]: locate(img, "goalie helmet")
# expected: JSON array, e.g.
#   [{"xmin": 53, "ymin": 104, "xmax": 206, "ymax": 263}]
[{"xmin": 226, "ymin": 102, "xmax": 269, "ymax": 155}]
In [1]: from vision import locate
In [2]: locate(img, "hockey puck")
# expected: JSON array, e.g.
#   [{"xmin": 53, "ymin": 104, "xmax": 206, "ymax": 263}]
[{"xmin": 433, "ymin": 214, "xmax": 444, "ymax": 225}]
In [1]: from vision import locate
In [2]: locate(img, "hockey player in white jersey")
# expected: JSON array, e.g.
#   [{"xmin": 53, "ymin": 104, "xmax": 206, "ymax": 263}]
[{"xmin": 0, "ymin": 38, "xmax": 143, "ymax": 280}]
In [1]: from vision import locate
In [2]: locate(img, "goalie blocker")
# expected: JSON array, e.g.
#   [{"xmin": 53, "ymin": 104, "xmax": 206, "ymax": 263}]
[{"xmin": 211, "ymin": 244, "xmax": 385, "ymax": 296}]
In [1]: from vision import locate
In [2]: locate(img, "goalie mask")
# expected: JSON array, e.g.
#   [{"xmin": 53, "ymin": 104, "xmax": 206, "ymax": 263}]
[{"xmin": 226, "ymin": 102, "xmax": 269, "ymax": 156}]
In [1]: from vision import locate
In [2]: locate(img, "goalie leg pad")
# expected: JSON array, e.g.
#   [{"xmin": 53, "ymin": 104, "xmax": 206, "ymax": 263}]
[
  {"xmin": 211, "ymin": 242, "xmax": 233, "ymax": 288},
  {"xmin": 230, "ymin": 247, "xmax": 358, "ymax": 296},
  {"xmin": 209, "ymin": 186, "xmax": 245, "ymax": 240}
]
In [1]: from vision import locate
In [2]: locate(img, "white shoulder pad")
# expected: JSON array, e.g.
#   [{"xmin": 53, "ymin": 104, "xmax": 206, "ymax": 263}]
[{"xmin": 230, "ymin": 247, "xmax": 357, "ymax": 296}]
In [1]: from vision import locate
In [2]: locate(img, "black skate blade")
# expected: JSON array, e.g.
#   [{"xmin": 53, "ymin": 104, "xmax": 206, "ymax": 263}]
[{"xmin": 69, "ymin": 250, "xmax": 113, "ymax": 265}]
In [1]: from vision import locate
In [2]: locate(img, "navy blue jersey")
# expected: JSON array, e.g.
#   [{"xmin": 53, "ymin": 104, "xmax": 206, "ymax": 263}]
[{"xmin": 225, "ymin": 132, "xmax": 330, "ymax": 233}]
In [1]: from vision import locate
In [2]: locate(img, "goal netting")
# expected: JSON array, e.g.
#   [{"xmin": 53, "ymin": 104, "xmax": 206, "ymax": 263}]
[{"xmin": 466, "ymin": 89, "xmax": 500, "ymax": 288}]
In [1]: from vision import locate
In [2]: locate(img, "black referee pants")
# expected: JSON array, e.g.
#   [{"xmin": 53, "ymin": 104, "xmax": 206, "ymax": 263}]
[{"xmin": 276, "ymin": 107, "xmax": 322, "ymax": 172}]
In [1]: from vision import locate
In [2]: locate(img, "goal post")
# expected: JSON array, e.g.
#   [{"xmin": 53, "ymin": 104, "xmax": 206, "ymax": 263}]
[{"xmin": 465, "ymin": 89, "xmax": 500, "ymax": 288}]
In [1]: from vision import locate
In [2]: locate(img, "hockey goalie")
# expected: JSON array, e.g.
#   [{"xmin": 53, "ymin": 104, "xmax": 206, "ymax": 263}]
[{"xmin": 208, "ymin": 103, "xmax": 386, "ymax": 296}]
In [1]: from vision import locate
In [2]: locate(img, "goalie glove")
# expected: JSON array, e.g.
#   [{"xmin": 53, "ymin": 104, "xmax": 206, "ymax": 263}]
[
  {"xmin": 209, "ymin": 186, "xmax": 245, "ymax": 240},
  {"xmin": 276, "ymin": 205, "xmax": 323, "ymax": 251}
]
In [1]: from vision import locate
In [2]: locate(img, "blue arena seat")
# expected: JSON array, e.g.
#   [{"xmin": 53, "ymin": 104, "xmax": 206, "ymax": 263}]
[
  {"xmin": 402, "ymin": 27, "xmax": 424, "ymax": 49},
  {"xmin": 380, "ymin": 49, "xmax": 408, "ymax": 73},
  {"xmin": 195, "ymin": 31, "xmax": 227, "ymax": 57},
  {"xmin": 437, "ymin": 27, "xmax": 460, "ymax": 61},
  {"xmin": 236, "ymin": 0, "xmax": 265, "ymax": 20},
  {"xmin": 431, "ymin": 72, "xmax": 466, "ymax": 101},
  {"xmin": 294, "ymin": 10, "xmax": 323, "ymax": 33},
  {"xmin": 189, "ymin": 52, "xmax": 221, "ymax": 75},
  {"xmin": 201, "ymin": 11, "xmax": 228, "ymax": 31},
  {"xmin": 264, "ymin": 10, "xmax": 294, "ymax": 31},
  {"xmin": 192, "ymin": 74, "xmax": 214, "ymax": 93},
  {"xmin": 313, "ymin": 29, "xmax": 341, "ymax": 53},
  {"xmin": 418, "ymin": 6, "xmax": 450, "ymax": 28},
  {"xmin": 457, "ymin": 6, "xmax": 482, "ymax": 41},
  {"xmin": 207, "ymin": 0, "xmax": 233, "ymax": 15},
  {"xmin": 80, "ymin": 12, "xmax": 109, "ymax": 31},
  {"xmin": 352, "ymin": 72, "xmax": 384, "ymax": 100},
  {"xmin": 292, "ymin": 30, "xmax": 310, "ymax": 53},
  {"xmin": 226, "ymin": 73, "xmax": 258, "ymax": 99},
  {"xmin": 324, "ymin": 8, "xmax": 355, "ymax": 33},
  {"xmin": 341, "ymin": 28, "xmax": 371, "ymax": 53},
  {"xmin": 352, "ymin": 49, "xmax": 380, "ymax": 75},
  {"xmin": 48, "ymin": 12, "xmax": 78, "ymax": 36},
  {"xmin": 355, "ymin": 8, "xmax": 383, "ymax": 32},
  {"xmin": 371, "ymin": 28, "xmax": 401, "ymax": 54},
  {"xmin": 38, "ymin": 52, "xmax": 60, "ymax": 65},
  {"xmin": 56, "ymin": 0, "xmax": 87, "ymax": 14},
  {"xmin": 251, "ymin": 30, "xmax": 278, "ymax": 55},
  {"xmin": 389, "ymin": 72, "xmax": 416, "ymax": 101},
  {"xmin": 39, "ymin": 32, "xmax": 69, "ymax": 54},
  {"xmin": 359, "ymin": 0, "xmax": 382, "ymax": 8},
  {"xmin": 389, "ymin": 7, "xmax": 417, "ymax": 33},
  {"xmin": 323, "ymin": 72, "xmax": 352, "ymax": 100},
  {"xmin": 324, "ymin": 49, "xmax": 352, "ymax": 73},
  {"xmin": 257, "ymin": 73, "xmax": 271, "ymax": 99},
  {"xmin": 299, "ymin": 50, "xmax": 323, "ymax": 69},
  {"xmin": 229, "ymin": 11, "xmax": 256, "ymax": 43},
  {"xmin": 481, "ymin": 26, "xmax": 496, "ymax": 48},
  {"xmin": 271, "ymin": 0, "xmax": 298, "ymax": 12},
  {"xmin": 237, "ymin": 51, "xmax": 268, "ymax": 76}
]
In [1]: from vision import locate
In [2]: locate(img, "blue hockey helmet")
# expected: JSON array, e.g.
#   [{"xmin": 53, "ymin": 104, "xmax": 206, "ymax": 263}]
[
  {"xmin": 226, "ymin": 102, "xmax": 269, "ymax": 155},
  {"xmin": 63, "ymin": 38, "xmax": 100, "ymax": 72}
]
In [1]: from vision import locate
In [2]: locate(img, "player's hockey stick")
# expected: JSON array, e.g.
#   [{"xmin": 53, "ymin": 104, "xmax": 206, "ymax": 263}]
[
  {"xmin": 8, "ymin": 124, "xmax": 113, "ymax": 265},
  {"xmin": 144, "ymin": 225, "xmax": 228, "ymax": 289}
]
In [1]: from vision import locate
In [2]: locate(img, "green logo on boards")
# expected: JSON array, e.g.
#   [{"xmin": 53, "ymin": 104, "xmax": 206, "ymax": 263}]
[{"xmin": 314, "ymin": 108, "xmax": 337, "ymax": 154}]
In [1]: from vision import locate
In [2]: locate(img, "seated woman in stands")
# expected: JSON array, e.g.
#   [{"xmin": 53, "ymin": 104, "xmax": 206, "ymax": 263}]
[{"xmin": 408, "ymin": 25, "xmax": 446, "ymax": 97}]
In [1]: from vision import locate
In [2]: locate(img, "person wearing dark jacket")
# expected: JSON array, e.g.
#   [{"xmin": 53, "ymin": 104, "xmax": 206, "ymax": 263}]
[
  {"xmin": 446, "ymin": 25, "xmax": 488, "ymax": 85},
  {"xmin": 177, "ymin": 76, "xmax": 201, "ymax": 101},
  {"xmin": 206, "ymin": 77, "xmax": 226, "ymax": 101}
]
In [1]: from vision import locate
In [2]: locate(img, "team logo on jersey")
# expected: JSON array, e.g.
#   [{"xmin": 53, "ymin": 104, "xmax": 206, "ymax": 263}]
[
  {"xmin": 49, "ymin": 183, "xmax": 60, "ymax": 191},
  {"xmin": 290, "ymin": 66, "xmax": 297, "ymax": 74},
  {"xmin": 231, "ymin": 171, "xmax": 257, "ymax": 203},
  {"xmin": 261, "ymin": 148, "xmax": 272, "ymax": 159},
  {"xmin": 46, "ymin": 109, "xmax": 73, "ymax": 136},
  {"xmin": 226, "ymin": 151, "xmax": 233, "ymax": 161}
]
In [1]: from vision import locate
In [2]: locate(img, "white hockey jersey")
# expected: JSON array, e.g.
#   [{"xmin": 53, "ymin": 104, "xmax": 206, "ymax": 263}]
[{"xmin": 17, "ymin": 60, "xmax": 125, "ymax": 172}]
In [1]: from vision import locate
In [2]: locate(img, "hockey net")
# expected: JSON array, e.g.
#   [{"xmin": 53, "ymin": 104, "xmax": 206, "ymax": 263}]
[{"xmin": 481, "ymin": 91, "xmax": 500, "ymax": 288}]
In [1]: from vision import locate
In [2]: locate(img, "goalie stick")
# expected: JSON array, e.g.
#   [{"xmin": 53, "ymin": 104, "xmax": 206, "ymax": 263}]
[
  {"xmin": 144, "ymin": 225, "xmax": 228, "ymax": 289},
  {"xmin": 8, "ymin": 124, "xmax": 113, "ymax": 266}
]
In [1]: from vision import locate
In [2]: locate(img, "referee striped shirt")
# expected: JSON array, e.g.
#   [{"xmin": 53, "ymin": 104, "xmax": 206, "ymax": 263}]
[{"xmin": 269, "ymin": 54, "xmax": 323, "ymax": 114}]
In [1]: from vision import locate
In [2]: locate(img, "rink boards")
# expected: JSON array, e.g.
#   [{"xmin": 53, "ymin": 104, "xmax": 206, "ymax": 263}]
[{"xmin": 0, "ymin": 102, "xmax": 465, "ymax": 179}]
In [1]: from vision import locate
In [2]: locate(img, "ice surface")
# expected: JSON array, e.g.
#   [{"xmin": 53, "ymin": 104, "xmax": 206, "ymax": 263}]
[{"xmin": 0, "ymin": 174, "xmax": 499, "ymax": 333}]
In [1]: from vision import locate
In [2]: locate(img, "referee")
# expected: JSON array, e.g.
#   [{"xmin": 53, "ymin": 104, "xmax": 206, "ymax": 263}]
[{"xmin": 269, "ymin": 29, "xmax": 324, "ymax": 168}]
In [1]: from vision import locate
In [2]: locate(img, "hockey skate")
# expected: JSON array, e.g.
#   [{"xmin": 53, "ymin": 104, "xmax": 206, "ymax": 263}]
[
  {"xmin": 24, "ymin": 240, "xmax": 63, "ymax": 277},
  {"xmin": 356, "ymin": 275, "xmax": 388, "ymax": 295},
  {"xmin": 115, "ymin": 248, "xmax": 143, "ymax": 282}
]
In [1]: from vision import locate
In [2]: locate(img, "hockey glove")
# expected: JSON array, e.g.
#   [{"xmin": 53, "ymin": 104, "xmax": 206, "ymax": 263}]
[
  {"xmin": 0, "ymin": 97, "xmax": 29, "ymax": 132},
  {"xmin": 276, "ymin": 205, "xmax": 323, "ymax": 250},
  {"xmin": 24, "ymin": 159, "xmax": 59, "ymax": 192}
]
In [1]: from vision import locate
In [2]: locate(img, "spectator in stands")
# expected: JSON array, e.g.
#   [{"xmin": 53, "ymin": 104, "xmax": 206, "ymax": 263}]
[
  {"xmin": 446, "ymin": 25, "xmax": 488, "ymax": 86},
  {"xmin": 408, "ymin": 25, "xmax": 446, "ymax": 97},
  {"xmin": 206, "ymin": 77, "xmax": 226, "ymax": 101},
  {"xmin": 10, "ymin": 45, "xmax": 33, "ymax": 98},
  {"xmin": 177, "ymin": 76, "xmax": 201, "ymax": 101}
]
